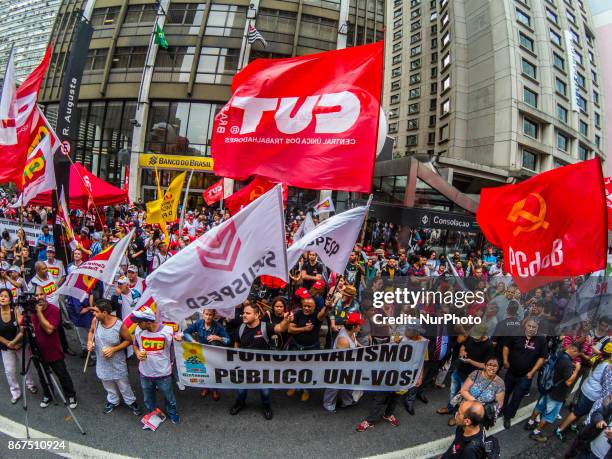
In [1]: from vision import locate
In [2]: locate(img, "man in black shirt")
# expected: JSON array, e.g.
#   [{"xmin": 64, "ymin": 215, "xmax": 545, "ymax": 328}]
[
  {"xmin": 286, "ymin": 297, "xmax": 328, "ymax": 402},
  {"xmin": 525, "ymin": 343, "xmax": 581, "ymax": 442},
  {"xmin": 229, "ymin": 304, "xmax": 291, "ymax": 420},
  {"xmin": 502, "ymin": 319, "xmax": 548, "ymax": 429},
  {"xmin": 441, "ymin": 400, "xmax": 486, "ymax": 458},
  {"xmin": 300, "ymin": 251, "xmax": 324, "ymax": 290},
  {"xmin": 343, "ymin": 251, "xmax": 364, "ymax": 290}
]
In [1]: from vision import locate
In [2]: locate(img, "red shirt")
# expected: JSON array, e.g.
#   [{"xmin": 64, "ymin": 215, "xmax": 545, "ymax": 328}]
[
  {"xmin": 30, "ymin": 304, "xmax": 63, "ymax": 362},
  {"xmin": 77, "ymin": 236, "xmax": 92, "ymax": 261}
]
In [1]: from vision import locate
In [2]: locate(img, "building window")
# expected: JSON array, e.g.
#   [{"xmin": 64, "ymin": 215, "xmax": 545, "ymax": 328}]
[
  {"xmin": 430, "ymin": 10, "xmax": 438, "ymax": 21},
  {"xmin": 409, "ymin": 88, "xmax": 421, "ymax": 99},
  {"xmin": 407, "ymin": 119, "xmax": 419, "ymax": 130},
  {"xmin": 557, "ymin": 131, "xmax": 568, "ymax": 152},
  {"xmin": 574, "ymin": 52, "xmax": 583, "ymax": 66},
  {"xmin": 411, "ymin": 20, "xmax": 421, "ymax": 31},
  {"xmin": 410, "ymin": 73, "xmax": 421, "ymax": 84},
  {"xmin": 553, "ymin": 53, "xmax": 565, "ymax": 71},
  {"xmin": 431, "ymin": 67, "xmax": 437, "ymax": 78},
  {"xmin": 522, "ymin": 150, "xmax": 537, "ymax": 171},
  {"xmin": 84, "ymin": 48, "xmax": 108, "ymax": 72},
  {"xmin": 411, "ymin": 32, "xmax": 422, "ymax": 44},
  {"xmin": 593, "ymin": 91, "xmax": 600, "ymax": 105},
  {"xmin": 390, "ymin": 94, "xmax": 400, "ymax": 105},
  {"xmin": 546, "ymin": 8, "xmax": 558, "ymax": 24},
  {"xmin": 595, "ymin": 135, "xmax": 601, "ymax": 148},
  {"xmin": 431, "ymin": 38, "xmax": 438, "ymax": 49},
  {"xmin": 431, "ymin": 83, "xmax": 438, "ymax": 94},
  {"xmin": 430, "ymin": 98, "xmax": 437, "ymax": 110},
  {"xmin": 388, "ymin": 108, "xmax": 399, "ymax": 119},
  {"xmin": 516, "ymin": 9, "xmax": 531, "ymax": 27},
  {"xmin": 595, "ymin": 112, "xmax": 601, "ymax": 128},
  {"xmin": 567, "ymin": 10, "xmax": 576, "ymax": 24},
  {"xmin": 408, "ymin": 103, "xmax": 420, "ymax": 114},
  {"xmin": 557, "ymin": 104, "xmax": 568, "ymax": 122},
  {"xmin": 441, "ymin": 31, "xmax": 450, "ymax": 47},
  {"xmin": 389, "ymin": 122, "xmax": 399, "ymax": 134},
  {"xmin": 407, "ymin": 135, "xmax": 418, "ymax": 146},
  {"xmin": 570, "ymin": 29, "xmax": 580, "ymax": 45},
  {"xmin": 394, "ymin": 30, "xmax": 402, "ymax": 40},
  {"xmin": 577, "ymin": 95, "xmax": 586, "ymax": 112},
  {"xmin": 411, "ymin": 8, "xmax": 421, "ymax": 19},
  {"xmin": 441, "ymin": 75, "xmax": 450, "ymax": 92},
  {"xmin": 392, "ymin": 67, "xmax": 401, "ymax": 77},
  {"xmin": 589, "ymin": 50, "xmax": 595, "ymax": 66},
  {"xmin": 576, "ymin": 72, "xmax": 586, "ymax": 88},
  {"xmin": 125, "ymin": 3, "xmax": 158, "ymax": 24},
  {"xmin": 579, "ymin": 120, "xmax": 588, "ymax": 137},
  {"xmin": 441, "ymin": 98, "xmax": 450, "ymax": 115},
  {"xmin": 392, "ymin": 54, "xmax": 402, "ymax": 65},
  {"xmin": 394, "ymin": 8, "xmax": 403, "ymax": 19},
  {"xmin": 166, "ymin": 3, "xmax": 204, "ymax": 25},
  {"xmin": 591, "ymin": 70, "xmax": 598, "ymax": 84},
  {"xmin": 522, "ymin": 59, "xmax": 536, "ymax": 78},
  {"xmin": 206, "ymin": 4, "xmax": 248, "ymax": 38},
  {"xmin": 428, "ymin": 132, "xmax": 436, "ymax": 144},
  {"xmin": 441, "ymin": 12, "xmax": 449, "ymax": 27},
  {"xmin": 523, "ymin": 87, "xmax": 537, "ymax": 107},
  {"xmin": 555, "ymin": 78, "xmax": 567, "ymax": 95},
  {"xmin": 411, "ymin": 45, "xmax": 422, "ymax": 56},
  {"xmin": 439, "ymin": 124, "xmax": 449, "ymax": 141},
  {"xmin": 550, "ymin": 30, "xmax": 561, "ymax": 46},
  {"xmin": 411, "ymin": 59, "xmax": 422, "ymax": 70},
  {"xmin": 523, "ymin": 118, "xmax": 538, "ymax": 139},
  {"xmin": 578, "ymin": 144, "xmax": 588, "ymax": 160},
  {"xmin": 394, "ymin": 19, "xmax": 403, "ymax": 29},
  {"xmin": 519, "ymin": 32, "xmax": 534, "ymax": 52},
  {"xmin": 429, "ymin": 115, "xmax": 436, "ymax": 127},
  {"xmin": 391, "ymin": 80, "xmax": 401, "ymax": 91},
  {"xmin": 442, "ymin": 52, "xmax": 451, "ymax": 69},
  {"xmin": 393, "ymin": 42, "xmax": 402, "ymax": 52}
]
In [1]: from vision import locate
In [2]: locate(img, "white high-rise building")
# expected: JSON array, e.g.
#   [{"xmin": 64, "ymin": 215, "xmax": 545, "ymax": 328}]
[{"xmin": 0, "ymin": 0, "xmax": 61, "ymax": 82}]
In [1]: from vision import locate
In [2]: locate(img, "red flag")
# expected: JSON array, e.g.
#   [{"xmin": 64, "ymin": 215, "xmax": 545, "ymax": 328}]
[
  {"xmin": 604, "ymin": 177, "xmax": 612, "ymax": 230},
  {"xmin": 212, "ymin": 42, "xmax": 383, "ymax": 193},
  {"xmin": 203, "ymin": 179, "xmax": 224, "ymax": 206},
  {"xmin": 477, "ymin": 158, "xmax": 606, "ymax": 291},
  {"xmin": 225, "ymin": 177, "xmax": 287, "ymax": 215},
  {"xmin": 0, "ymin": 46, "xmax": 52, "ymax": 187}
]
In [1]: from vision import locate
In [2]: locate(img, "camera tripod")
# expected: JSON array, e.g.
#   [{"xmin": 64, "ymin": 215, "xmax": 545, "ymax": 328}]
[{"xmin": 19, "ymin": 307, "xmax": 86, "ymax": 438}]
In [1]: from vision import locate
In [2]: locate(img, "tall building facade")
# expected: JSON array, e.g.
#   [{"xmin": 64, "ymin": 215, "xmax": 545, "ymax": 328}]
[
  {"xmin": 383, "ymin": 0, "xmax": 606, "ymax": 196},
  {"xmin": 0, "ymin": 0, "xmax": 61, "ymax": 82},
  {"xmin": 39, "ymin": 0, "xmax": 384, "ymax": 208}
]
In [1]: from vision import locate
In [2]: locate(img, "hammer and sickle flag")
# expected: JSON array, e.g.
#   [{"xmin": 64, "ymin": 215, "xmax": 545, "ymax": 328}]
[{"xmin": 477, "ymin": 158, "xmax": 606, "ymax": 291}]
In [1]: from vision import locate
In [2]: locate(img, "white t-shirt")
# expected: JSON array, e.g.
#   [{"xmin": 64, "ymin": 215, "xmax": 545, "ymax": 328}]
[
  {"xmin": 0, "ymin": 278, "xmax": 21, "ymax": 299},
  {"xmin": 45, "ymin": 259, "xmax": 66, "ymax": 283},
  {"xmin": 29, "ymin": 275, "xmax": 59, "ymax": 306},
  {"xmin": 135, "ymin": 325, "xmax": 174, "ymax": 378},
  {"xmin": 119, "ymin": 288, "xmax": 142, "ymax": 320},
  {"xmin": 128, "ymin": 277, "xmax": 146, "ymax": 296}
]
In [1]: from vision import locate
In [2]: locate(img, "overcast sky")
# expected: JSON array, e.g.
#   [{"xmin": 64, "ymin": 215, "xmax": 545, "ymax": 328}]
[{"xmin": 589, "ymin": 0, "xmax": 612, "ymax": 15}]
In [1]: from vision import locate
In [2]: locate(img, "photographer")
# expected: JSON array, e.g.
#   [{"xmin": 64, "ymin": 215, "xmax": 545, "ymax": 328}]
[
  {"xmin": 30, "ymin": 285, "xmax": 77, "ymax": 409},
  {"xmin": 0, "ymin": 288, "xmax": 37, "ymax": 403}
]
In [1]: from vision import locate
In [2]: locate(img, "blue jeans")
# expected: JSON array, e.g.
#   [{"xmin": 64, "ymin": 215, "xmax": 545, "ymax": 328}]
[
  {"xmin": 237, "ymin": 388, "xmax": 271, "ymax": 407},
  {"xmin": 140, "ymin": 375, "xmax": 177, "ymax": 418},
  {"xmin": 503, "ymin": 372, "xmax": 532, "ymax": 419},
  {"xmin": 447, "ymin": 371, "xmax": 465, "ymax": 411}
]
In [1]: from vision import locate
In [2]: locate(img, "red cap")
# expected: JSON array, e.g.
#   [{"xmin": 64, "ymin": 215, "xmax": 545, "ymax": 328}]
[
  {"xmin": 345, "ymin": 312, "xmax": 366, "ymax": 326},
  {"xmin": 312, "ymin": 279, "xmax": 326, "ymax": 290},
  {"xmin": 295, "ymin": 287, "xmax": 311, "ymax": 299}
]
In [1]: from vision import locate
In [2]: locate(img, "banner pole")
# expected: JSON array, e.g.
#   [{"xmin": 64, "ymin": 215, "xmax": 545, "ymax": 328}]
[{"xmin": 178, "ymin": 170, "xmax": 194, "ymax": 233}]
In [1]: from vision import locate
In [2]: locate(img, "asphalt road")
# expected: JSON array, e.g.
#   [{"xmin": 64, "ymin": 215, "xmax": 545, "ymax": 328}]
[{"xmin": 0, "ymin": 333, "xmax": 580, "ymax": 459}]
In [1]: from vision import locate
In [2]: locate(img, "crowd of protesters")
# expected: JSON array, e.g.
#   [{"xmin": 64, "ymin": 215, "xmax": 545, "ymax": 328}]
[{"xmin": 0, "ymin": 194, "xmax": 609, "ymax": 458}]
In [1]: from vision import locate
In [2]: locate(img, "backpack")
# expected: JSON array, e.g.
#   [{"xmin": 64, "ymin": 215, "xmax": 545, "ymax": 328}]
[
  {"xmin": 537, "ymin": 350, "xmax": 567, "ymax": 394},
  {"xmin": 470, "ymin": 431, "xmax": 500, "ymax": 459},
  {"xmin": 238, "ymin": 323, "xmax": 270, "ymax": 348}
]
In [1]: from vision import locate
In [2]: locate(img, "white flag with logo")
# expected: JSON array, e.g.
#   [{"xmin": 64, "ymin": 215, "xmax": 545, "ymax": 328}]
[
  {"xmin": 147, "ymin": 185, "xmax": 288, "ymax": 322},
  {"xmin": 294, "ymin": 212, "xmax": 315, "ymax": 241},
  {"xmin": 0, "ymin": 49, "xmax": 17, "ymax": 145},
  {"xmin": 313, "ymin": 196, "xmax": 335, "ymax": 215},
  {"xmin": 287, "ymin": 203, "xmax": 369, "ymax": 274},
  {"xmin": 58, "ymin": 230, "xmax": 134, "ymax": 301}
]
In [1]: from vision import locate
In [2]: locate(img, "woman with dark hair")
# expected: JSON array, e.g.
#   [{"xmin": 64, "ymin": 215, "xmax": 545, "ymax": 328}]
[
  {"xmin": 0, "ymin": 288, "xmax": 37, "ymax": 403},
  {"xmin": 268, "ymin": 297, "xmax": 289, "ymax": 350}
]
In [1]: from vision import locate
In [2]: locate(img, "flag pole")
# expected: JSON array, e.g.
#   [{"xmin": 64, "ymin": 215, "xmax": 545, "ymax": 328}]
[{"xmin": 178, "ymin": 169, "xmax": 194, "ymax": 233}]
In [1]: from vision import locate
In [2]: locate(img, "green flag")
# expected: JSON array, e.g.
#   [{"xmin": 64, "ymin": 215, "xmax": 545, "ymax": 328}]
[{"xmin": 154, "ymin": 23, "xmax": 168, "ymax": 49}]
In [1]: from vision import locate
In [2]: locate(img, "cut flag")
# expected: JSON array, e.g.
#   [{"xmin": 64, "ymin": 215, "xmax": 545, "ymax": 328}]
[
  {"xmin": 58, "ymin": 229, "xmax": 134, "ymax": 301},
  {"xmin": 212, "ymin": 42, "xmax": 384, "ymax": 193},
  {"xmin": 293, "ymin": 212, "xmax": 315, "ymax": 241},
  {"xmin": 247, "ymin": 25, "xmax": 268, "ymax": 48},
  {"xmin": 56, "ymin": 188, "xmax": 77, "ymax": 251},
  {"xmin": 476, "ymin": 158, "xmax": 606, "ymax": 291},
  {"xmin": 160, "ymin": 171, "xmax": 186, "ymax": 222},
  {"xmin": 225, "ymin": 176, "xmax": 287, "ymax": 215},
  {"xmin": 147, "ymin": 185, "xmax": 288, "ymax": 322},
  {"xmin": 203, "ymin": 179, "xmax": 224, "ymax": 206},
  {"xmin": 0, "ymin": 46, "xmax": 51, "ymax": 186},
  {"xmin": 605, "ymin": 177, "xmax": 612, "ymax": 230}
]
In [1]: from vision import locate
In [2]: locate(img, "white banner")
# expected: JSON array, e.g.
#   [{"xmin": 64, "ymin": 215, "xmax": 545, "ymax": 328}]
[
  {"xmin": 58, "ymin": 229, "xmax": 134, "ymax": 301},
  {"xmin": 287, "ymin": 204, "xmax": 368, "ymax": 274},
  {"xmin": 0, "ymin": 218, "xmax": 43, "ymax": 246},
  {"xmin": 0, "ymin": 49, "xmax": 17, "ymax": 145},
  {"xmin": 313, "ymin": 196, "xmax": 335, "ymax": 215},
  {"xmin": 148, "ymin": 185, "xmax": 288, "ymax": 322},
  {"xmin": 20, "ymin": 133, "xmax": 57, "ymax": 206},
  {"xmin": 293, "ymin": 212, "xmax": 315, "ymax": 241},
  {"xmin": 175, "ymin": 341, "xmax": 428, "ymax": 390}
]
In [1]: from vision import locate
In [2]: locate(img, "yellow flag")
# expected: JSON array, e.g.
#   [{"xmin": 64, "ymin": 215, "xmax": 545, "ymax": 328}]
[
  {"xmin": 146, "ymin": 197, "xmax": 169, "ymax": 242},
  {"xmin": 160, "ymin": 171, "xmax": 186, "ymax": 223}
]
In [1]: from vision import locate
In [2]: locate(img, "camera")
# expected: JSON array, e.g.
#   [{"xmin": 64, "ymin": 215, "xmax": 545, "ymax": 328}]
[{"xmin": 16, "ymin": 292, "xmax": 38, "ymax": 314}]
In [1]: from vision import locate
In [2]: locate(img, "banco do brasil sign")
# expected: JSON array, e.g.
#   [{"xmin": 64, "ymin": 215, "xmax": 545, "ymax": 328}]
[{"xmin": 139, "ymin": 154, "xmax": 214, "ymax": 172}]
